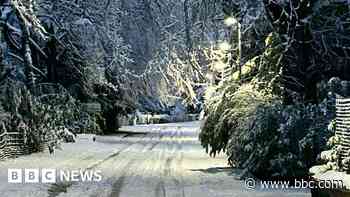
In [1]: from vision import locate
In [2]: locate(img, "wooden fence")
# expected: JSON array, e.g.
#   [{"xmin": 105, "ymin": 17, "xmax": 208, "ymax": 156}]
[
  {"xmin": 335, "ymin": 95, "xmax": 350, "ymax": 171},
  {"xmin": 0, "ymin": 129, "xmax": 39, "ymax": 160},
  {"xmin": 0, "ymin": 128, "xmax": 6, "ymax": 159}
]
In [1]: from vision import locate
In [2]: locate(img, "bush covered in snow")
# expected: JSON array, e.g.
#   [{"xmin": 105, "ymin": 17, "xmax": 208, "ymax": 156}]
[{"xmin": 200, "ymin": 82, "xmax": 335, "ymax": 178}]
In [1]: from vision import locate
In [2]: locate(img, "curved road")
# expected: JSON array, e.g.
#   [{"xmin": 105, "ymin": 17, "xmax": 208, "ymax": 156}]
[{"xmin": 0, "ymin": 121, "xmax": 310, "ymax": 197}]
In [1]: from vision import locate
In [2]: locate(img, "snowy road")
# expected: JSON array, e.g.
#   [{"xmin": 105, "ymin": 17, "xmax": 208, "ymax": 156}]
[{"xmin": 0, "ymin": 121, "xmax": 310, "ymax": 197}]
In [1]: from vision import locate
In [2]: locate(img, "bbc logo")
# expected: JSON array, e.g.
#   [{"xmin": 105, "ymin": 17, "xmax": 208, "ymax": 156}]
[{"xmin": 8, "ymin": 169, "xmax": 56, "ymax": 183}]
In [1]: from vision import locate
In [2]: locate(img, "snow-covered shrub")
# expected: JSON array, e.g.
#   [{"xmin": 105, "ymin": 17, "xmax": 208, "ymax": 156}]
[
  {"xmin": 200, "ymin": 82, "xmax": 334, "ymax": 178},
  {"xmin": 0, "ymin": 79, "xmax": 83, "ymax": 152},
  {"xmin": 200, "ymin": 83, "xmax": 269, "ymax": 156},
  {"xmin": 27, "ymin": 89, "xmax": 81, "ymax": 150}
]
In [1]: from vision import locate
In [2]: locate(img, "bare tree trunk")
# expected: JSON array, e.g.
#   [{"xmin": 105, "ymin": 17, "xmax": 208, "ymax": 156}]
[
  {"xmin": 184, "ymin": 0, "xmax": 192, "ymax": 53},
  {"xmin": 12, "ymin": 1, "xmax": 36, "ymax": 91},
  {"xmin": 237, "ymin": 22, "xmax": 242, "ymax": 81}
]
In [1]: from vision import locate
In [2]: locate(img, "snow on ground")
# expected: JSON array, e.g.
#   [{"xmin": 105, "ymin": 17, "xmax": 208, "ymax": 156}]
[{"xmin": 0, "ymin": 121, "xmax": 310, "ymax": 197}]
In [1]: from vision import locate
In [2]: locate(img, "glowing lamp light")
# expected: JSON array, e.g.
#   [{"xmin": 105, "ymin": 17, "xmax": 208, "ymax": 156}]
[
  {"xmin": 206, "ymin": 73, "xmax": 212, "ymax": 78},
  {"xmin": 213, "ymin": 62, "xmax": 227, "ymax": 71},
  {"xmin": 224, "ymin": 17, "xmax": 237, "ymax": 26},
  {"xmin": 218, "ymin": 42, "xmax": 231, "ymax": 51}
]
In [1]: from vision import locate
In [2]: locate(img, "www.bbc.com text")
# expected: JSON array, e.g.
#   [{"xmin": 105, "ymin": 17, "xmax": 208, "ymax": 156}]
[{"xmin": 245, "ymin": 178, "xmax": 344, "ymax": 190}]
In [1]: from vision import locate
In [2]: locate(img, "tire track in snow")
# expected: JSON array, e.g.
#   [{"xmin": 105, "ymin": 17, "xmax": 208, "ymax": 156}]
[
  {"xmin": 154, "ymin": 128, "xmax": 183, "ymax": 197},
  {"xmin": 109, "ymin": 132, "xmax": 160, "ymax": 197},
  {"xmin": 48, "ymin": 133, "xmax": 150, "ymax": 197}
]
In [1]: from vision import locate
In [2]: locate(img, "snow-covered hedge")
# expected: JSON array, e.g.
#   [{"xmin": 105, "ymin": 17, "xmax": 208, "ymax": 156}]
[{"xmin": 200, "ymin": 83, "xmax": 334, "ymax": 178}]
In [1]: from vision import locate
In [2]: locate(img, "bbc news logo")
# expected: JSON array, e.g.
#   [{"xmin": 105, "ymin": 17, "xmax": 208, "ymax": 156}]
[{"xmin": 8, "ymin": 169, "xmax": 103, "ymax": 183}]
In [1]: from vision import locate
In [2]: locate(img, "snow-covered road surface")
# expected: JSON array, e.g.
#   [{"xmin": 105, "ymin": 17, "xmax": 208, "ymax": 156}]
[{"xmin": 0, "ymin": 121, "xmax": 310, "ymax": 197}]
